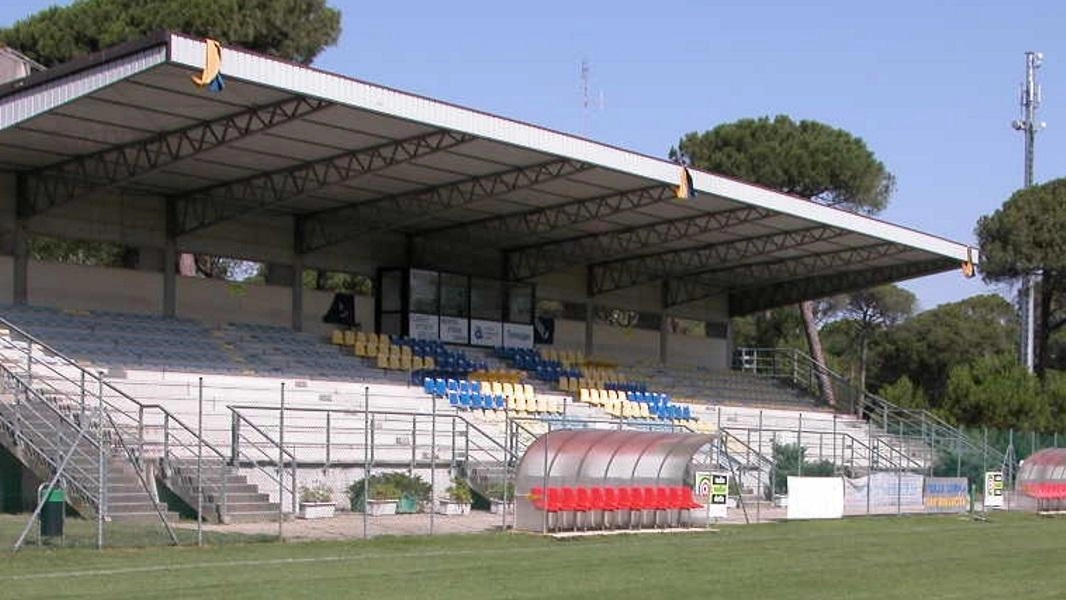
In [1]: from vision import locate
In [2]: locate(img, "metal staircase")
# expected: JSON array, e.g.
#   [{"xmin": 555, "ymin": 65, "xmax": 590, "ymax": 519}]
[
  {"xmin": 733, "ymin": 347, "xmax": 1000, "ymax": 473},
  {"xmin": 0, "ymin": 317, "xmax": 277, "ymax": 523}
]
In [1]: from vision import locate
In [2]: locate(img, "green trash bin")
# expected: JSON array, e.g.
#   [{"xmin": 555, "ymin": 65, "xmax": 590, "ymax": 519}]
[{"xmin": 40, "ymin": 488, "xmax": 65, "ymax": 538}]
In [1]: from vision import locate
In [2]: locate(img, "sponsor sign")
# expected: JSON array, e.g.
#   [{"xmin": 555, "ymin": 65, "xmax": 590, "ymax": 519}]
[
  {"xmin": 439, "ymin": 316, "xmax": 469, "ymax": 344},
  {"xmin": 470, "ymin": 319, "xmax": 502, "ymax": 347},
  {"xmin": 503, "ymin": 323, "xmax": 534, "ymax": 348},
  {"xmin": 695, "ymin": 472, "xmax": 729, "ymax": 518},
  {"xmin": 408, "ymin": 313, "xmax": 439, "ymax": 341},
  {"xmin": 924, "ymin": 477, "xmax": 969, "ymax": 513},
  {"xmin": 984, "ymin": 471, "xmax": 1004, "ymax": 508},
  {"xmin": 843, "ymin": 472, "xmax": 925, "ymax": 513}
]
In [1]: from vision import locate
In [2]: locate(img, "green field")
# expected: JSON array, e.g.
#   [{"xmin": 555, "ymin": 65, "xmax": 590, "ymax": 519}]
[{"xmin": 0, "ymin": 513, "xmax": 1064, "ymax": 599}]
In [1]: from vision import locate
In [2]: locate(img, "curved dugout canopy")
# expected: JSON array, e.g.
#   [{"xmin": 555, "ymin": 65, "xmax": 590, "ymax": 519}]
[
  {"xmin": 513, "ymin": 429, "xmax": 716, "ymax": 530},
  {"xmin": 0, "ymin": 33, "xmax": 976, "ymax": 316}
]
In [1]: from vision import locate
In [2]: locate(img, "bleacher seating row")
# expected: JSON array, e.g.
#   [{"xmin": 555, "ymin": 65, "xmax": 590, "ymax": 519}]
[
  {"xmin": 423, "ymin": 378, "xmax": 563, "ymax": 414},
  {"xmin": 494, "ymin": 347, "xmax": 579, "ymax": 383},
  {"xmin": 529, "ymin": 485, "xmax": 703, "ymax": 529}
]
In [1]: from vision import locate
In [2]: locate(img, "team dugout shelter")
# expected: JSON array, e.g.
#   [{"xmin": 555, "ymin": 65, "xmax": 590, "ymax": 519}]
[{"xmin": 0, "ymin": 32, "xmax": 977, "ymax": 369}]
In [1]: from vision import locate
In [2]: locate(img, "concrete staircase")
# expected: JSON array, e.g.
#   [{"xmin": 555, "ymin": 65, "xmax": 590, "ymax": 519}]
[{"xmin": 162, "ymin": 459, "xmax": 280, "ymax": 523}]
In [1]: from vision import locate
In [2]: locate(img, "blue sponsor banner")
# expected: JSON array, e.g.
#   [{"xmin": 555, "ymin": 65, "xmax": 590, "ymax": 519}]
[{"xmin": 924, "ymin": 477, "xmax": 969, "ymax": 513}]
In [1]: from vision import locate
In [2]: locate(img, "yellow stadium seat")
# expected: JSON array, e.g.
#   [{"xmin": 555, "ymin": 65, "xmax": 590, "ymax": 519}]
[
  {"xmin": 579, "ymin": 388, "xmax": 591, "ymax": 404},
  {"xmin": 354, "ymin": 341, "xmax": 367, "ymax": 357},
  {"xmin": 401, "ymin": 345, "xmax": 412, "ymax": 359},
  {"xmin": 400, "ymin": 355, "xmax": 412, "ymax": 370},
  {"xmin": 388, "ymin": 355, "xmax": 401, "ymax": 370},
  {"xmin": 379, "ymin": 333, "xmax": 390, "ymax": 346},
  {"xmin": 423, "ymin": 356, "xmax": 435, "ymax": 370},
  {"xmin": 523, "ymin": 384, "xmax": 535, "ymax": 400},
  {"xmin": 640, "ymin": 403, "xmax": 651, "ymax": 419},
  {"xmin": 491, "ymin": 381, "xmax": 504, "ymax": 397},
  {"xmin": 331, "ymin": 330, "xmax": 344, "ymax": 345},
  {"xmin": 412, "ymin": 356, "xmax": 424, "ymax": 370},
  {"xmin": 343, "ymin": 330, "xmax": 355, "ymax": 346},
  {"xmin": 502, "ymin": 382, "xmax": 515, "ymax": 399},
  {"xmin": 513, "ymin": 395, "xmax": 527, "ymax": 413},
  {"xmin": 356, "ymin": 331, "xmax": 367, "ymax": 345},
  {"xmin": 536, "ymin": 397, "xmax": 549, "ymax": 413},
  {"xmin": 376, "ymin": 354, "xmax": 388, "ymax": 369},
  {"xmin": 389, "ymin": 345, "xmax": 401, "ymax": 358}
]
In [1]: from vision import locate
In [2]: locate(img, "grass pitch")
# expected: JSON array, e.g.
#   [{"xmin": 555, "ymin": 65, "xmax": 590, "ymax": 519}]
[{"xmin": 1, "ymin": 513, "xmax": 1064, "ymax": 599}]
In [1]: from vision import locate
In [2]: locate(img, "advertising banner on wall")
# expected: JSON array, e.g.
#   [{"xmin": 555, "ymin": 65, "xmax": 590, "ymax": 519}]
[
  {"xmin": 439, "ymin": 316, "xmax": 469, "ymax": 344},
  {"xmin": 786, "ymin": 477, "xmax": 844, "ymax": 520},
  {"xmin": 924, "ymin": 477, "xmax": 969, "ymax": 513},
  {"xmin": 843, "ymin": 472, "xmax": 925, "ymax": 513},
  {"xmin": 470, "ymin": 319, "xmax": 502, "ymax": 347},
  {"xmin": 503, "ymin": 323, "xmax": 534, "ymax": 348},
  {"xmin": 984, "ymin": 471, "xmax": 1004, "ymax": 508},
  {"xmin": 408, "ymin": 313, "xmax": 439, "ymax": 341}
]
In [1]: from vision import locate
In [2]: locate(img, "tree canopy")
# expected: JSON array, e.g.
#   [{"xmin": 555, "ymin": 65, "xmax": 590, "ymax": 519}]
[
  {"xmin": 868, "ymin": 294, "xmax": 1019, "ymax": 404},
  {"xmin": 676, "ymin": 115, "xmax": 895, "ymax": 406},
  {"xmin": 670, "ymin": 115, "xmax": 895, "ymax": 212},
  {"xmin": 0, "ymin": 0, "xmax": 342, "ymax": 67},
  {"xmin": 977, "ymin": 177, "xmax": 1066, "ymax": 373}
]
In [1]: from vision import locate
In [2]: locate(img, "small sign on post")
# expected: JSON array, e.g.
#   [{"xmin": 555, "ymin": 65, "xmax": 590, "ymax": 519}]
[
  {"xmin": 984, "ymin": 471, "xmax": 1004, "ymax": 509},
  {"xmin": 696, "ymin": 471, "xmax": 729, "ymax": 518}
]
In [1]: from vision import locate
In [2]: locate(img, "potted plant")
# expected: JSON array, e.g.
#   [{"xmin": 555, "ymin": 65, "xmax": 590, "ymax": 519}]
[
  {"xmin": 436, "ymin": 477, "xmax": 473, "ymax": 515},
  {"xmin": 347, "ymin": 472, "xmax": 430, "ymax": 516},
  {"xmin": 485, "ymin": 481, "xmax": 514, "ymax": 515},
  {"xmin": 298, "ymin": 481, "xmax": 336, "ymax": 519}
]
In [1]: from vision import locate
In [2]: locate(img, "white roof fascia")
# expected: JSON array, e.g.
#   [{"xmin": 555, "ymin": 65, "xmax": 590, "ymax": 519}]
[{"xmin": 0, "ymin": 45, "xmax": 167, "ymax": 130}]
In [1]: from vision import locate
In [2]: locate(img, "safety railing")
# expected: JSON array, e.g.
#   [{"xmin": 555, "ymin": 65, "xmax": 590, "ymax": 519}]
[
  {"xmin": 0, "ymin": 317, "xmax": 214, "ymax": 524},
  {"xmin": 733, "ymin": 347, "xmax": 1001, "ymax": 466},
  {"xmin": 229, "ymin": 407, "xmax": 298, "ymax": 514}
]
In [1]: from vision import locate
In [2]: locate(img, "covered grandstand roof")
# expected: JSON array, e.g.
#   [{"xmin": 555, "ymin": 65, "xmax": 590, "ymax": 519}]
[{"xmin": 0, "ymin": 32, "xmax": 975, "ymax": 315}]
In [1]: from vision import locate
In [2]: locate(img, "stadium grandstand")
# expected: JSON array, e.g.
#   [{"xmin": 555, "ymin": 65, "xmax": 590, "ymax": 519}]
[{"xmin": 0, "ymin": 32, "xmax": 988, "ymax": 530}]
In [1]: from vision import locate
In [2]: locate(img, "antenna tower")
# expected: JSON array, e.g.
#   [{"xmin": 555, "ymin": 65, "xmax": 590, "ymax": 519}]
[{"xmin": 1012, "ymin": 51, "xmax": 1044, "ymax": 373}]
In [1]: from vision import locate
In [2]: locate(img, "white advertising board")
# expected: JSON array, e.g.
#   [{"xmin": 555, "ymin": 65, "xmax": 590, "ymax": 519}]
[
  {"xmin": 439, "ymin": 316, "xmax": 469, "ymax": 344},
  {"xmin": 408, "ymin": 313, "xmax": 439, "ymax": 341},
  {"xmin": 470, "ymin": 319, "xmax": 502, "ymax": 347},
  {"xmin": 843, "ymin": 472, "xmax": 925, "ymax": 514},
  {"xmin": 984, "ymin": 471, "xmax": 1004, "ymax": 508},
  {"xmin": 502, "ymin": 323, "xmax": 534, "ymax": 348},
  {"xmin": 786, "ymin": 476, "xmax": 844, "ymax": 520}
]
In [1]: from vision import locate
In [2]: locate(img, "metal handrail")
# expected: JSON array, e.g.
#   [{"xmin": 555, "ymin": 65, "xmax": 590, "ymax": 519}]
[{"xmin": 734, "ymin": 347, "xmax": 999, "ymax": 459}]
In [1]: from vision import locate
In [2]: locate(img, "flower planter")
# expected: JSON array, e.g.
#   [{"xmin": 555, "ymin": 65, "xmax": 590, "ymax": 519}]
[
  {"xmin": 298, "ymin": 502, "xmax": 336, "ymax": 520},
  {"xmin": 366, "ymin": 499, "xmax": 399, "ymax": 516},
  {"xmin": 489, "ymin": 500, "xmax": 513, "ymax": 515},
  {"xmin": 435, "ymin": 499, "xmax": 471, "ymax": 516}
]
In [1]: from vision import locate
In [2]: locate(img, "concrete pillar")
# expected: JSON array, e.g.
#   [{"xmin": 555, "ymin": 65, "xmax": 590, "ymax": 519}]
[
  {"xmin": 659, "ymin": 313, "xmax": 670, "ymax": 365},
  {"xmin": 659, "ymin": 280, "xmax": 670, "ymax": 365},
  {"xmin": 163, "ymin": 237, "xmax": 176, "ymax": 317},
  {"xmin": 584, "ymin": 301, "xmax": 595, "ymax": 357},
  {"xmin": 291, "ymin": 256, "xmax": 304, "ymax": 332},
  {"xmin": 12, "ymin": 220, "xmax": 26, "ymax": 305}
]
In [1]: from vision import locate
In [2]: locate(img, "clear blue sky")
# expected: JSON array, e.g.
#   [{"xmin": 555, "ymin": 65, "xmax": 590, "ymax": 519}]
[{"xmin": 4, "ymin": 0, "xmax": 1064, "ymax": 312}]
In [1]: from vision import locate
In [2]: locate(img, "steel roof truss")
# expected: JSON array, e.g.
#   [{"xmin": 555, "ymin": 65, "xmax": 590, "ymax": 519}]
[
  {"xmin": 298, "ymin": 158, "xmax": 590, "ymax": 253},
  {"xmin": 726, "ymin": 258, "xmax": 956, "ymax": 315},
  {"xmin": 18, "ymin": 96, "xmax": 331, "ymax": 219},
  {"xmin": 173, "ymin": 129, "xmax": 474, "ymax": 236},
  {"xmin": 512, "ymin": 204, "xmax": 778, "ymax": 283},
  {"xmin": 666, "ymin": 243, "xmax": 912, "ymax": 306}
]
